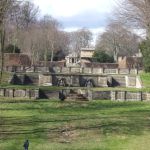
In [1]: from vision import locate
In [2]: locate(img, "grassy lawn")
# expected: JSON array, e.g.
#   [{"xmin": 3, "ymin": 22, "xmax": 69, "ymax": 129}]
[
  {"xmin": 1, "ymin": 99, "xmax": 150, "ymax": 150},
  {"xmin": 140, "ymin": 73, "xmax": 150, "ymax": 88}
]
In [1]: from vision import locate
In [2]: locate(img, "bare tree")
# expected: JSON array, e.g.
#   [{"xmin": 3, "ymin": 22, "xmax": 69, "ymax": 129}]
[
  {"xmin": 40, "ymin": 15, "xmax": 59, "ymax": 63},
  {"xmin": 69, "ymin": 28, "xmax": 93, "ymax": 55},
  {"xmin": 18, "ymin": 1, "xmax": 39, "ymax": 29},
  {"xmin": 117, "ymin": 0, "xmax": 150, "ymax": 39},
  {"xmin": 96, "ymin": 22, "xmax": 140, "ymax": 61},
  {"xmin": 7, "ymin": 13, "xmax": 69, "ymax": 65},
  {"xmin": 0, "ymin": 0, "xmax": 16, "ymax": 83}
]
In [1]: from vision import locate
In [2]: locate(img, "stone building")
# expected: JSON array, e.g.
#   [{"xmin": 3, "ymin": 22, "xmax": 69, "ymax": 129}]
[
  {"xmin": 65, "ymin": 53, "xmax": 80, "ymax": 67},
  {"xmin": 4, "ymin": 53, "xmax": 31, "ymax": 71},
  {"xmin": 80, "ymin": 48, "xmax": 95, "ymax": 58},
  {"xmin": 118, "ymin": 56, "xmax": 143, "ymax": 69}
]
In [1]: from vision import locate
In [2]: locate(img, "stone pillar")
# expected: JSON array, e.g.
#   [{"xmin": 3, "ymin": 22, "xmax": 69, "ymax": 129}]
[
  {"xmin": 111, "ymin": 91, "xmax": 116, "ymax": 101},
  {"xmin": 60, "ymin": 67, "xmax": 62, "ymax": 73},
  {"xmin": 26, "ymin": 89, "xmax": 30, "ymax": 99},
  {"xmin": 102, "ymin": 68, "xmax": 104, "ymax": 74},
  {"xmin": 0, "ymin": 89, "xmax": 5, "ymax": 97},
  {"xmin": 120, "ymin": 91, "xmax": 126, "ymax": 101},
  {"xmin": 70, "ymin": 76, "xmax": 73, "ymax": 86},
  {"xmin": 34, "ymin": 89, "xmax": 39, "ymax": 99},
  {"xmin": 82, "ymin": 67, "xmax": 84, "ymax": 73},
  {"xmin": 135, "ymin": 68, "xmax": 138, "ymax": 75},
  {"xmin": 129, "ymin": 68, "xmax": 131, "ymax": 74},
  {"xmin": 91, "ymin": 67, "xmax": 93, "ymax": 74},
  {"xmin": 116, "ymin": 68, "xmax": 119, "ymax": 74},
  {"xmin": 137, "ymin": 92, "xmax": 142, "ymax": 101},
  {"xmin": 146, "ymin": 93, "xmax": 150, "ymax": 101},
  {"xmin": 75, "ymin": 58, "xmax": 77, "ymax": 63},
  {"xmin": 9, "ymin": 89, "xmax": 14, "ymax": 98},
  {"xmin": 69, "ymin": 58, "xmax": 72, "ymax": 63},
  {"xmin": 87, "ymin": 90, "xmax": 92, "ymax": 101},
  {"xmin": 100, "ymin": 68, "xmax": 102, "ymax": 74},
  {"xmin": 30, "ymin": 89, "xmax": 39, "ymax": 99}
]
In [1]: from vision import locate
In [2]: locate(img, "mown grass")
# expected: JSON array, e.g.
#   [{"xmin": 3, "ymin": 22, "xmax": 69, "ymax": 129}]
[
  {"xmin": 140, "ymin": 72, "xmax": 150, "ymax": 88},
  {"xmin": 1, "ymin": 99, "xmax": 150, "ymax": 150}
]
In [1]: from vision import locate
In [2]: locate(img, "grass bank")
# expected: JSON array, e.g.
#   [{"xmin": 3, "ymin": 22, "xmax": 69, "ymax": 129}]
[
  {"xmin": 1, "ymin": 99, "xmax": 150, "ymax": 150},
  {"xmin": 140, "ymin": 72, "xmax": 150, "ymax": 88}
]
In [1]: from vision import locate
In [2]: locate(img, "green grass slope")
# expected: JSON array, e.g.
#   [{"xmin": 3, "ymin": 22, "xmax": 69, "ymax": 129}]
[{"xmin": 1, "ymin": 99, "xmax": 150, "ymax": 150}]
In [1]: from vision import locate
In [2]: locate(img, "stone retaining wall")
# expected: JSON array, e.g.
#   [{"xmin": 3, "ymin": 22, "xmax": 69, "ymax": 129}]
[
  {"xmin": 10, "ymin": 73, "xmax": 141, "ymax": 88},
  {"xmin": 0, "ymin": 88, "xmax": 150, "ymax": 101},
  {"xmin": 91, "ymin": 91, "xmax": 111, "ymax": 100},
  {"xmin": 10, "ymin": 74, "xmax": 39, "ymax": 85},
  {"xmin": 51, "ymin": 67, "xmax": 139, "ymax": 75},
  {"xmin": 5, "ymin": 66, "xmax": 139, "ymax": 75},
  {"xmin": 111, "ymin": 91, "xmax": 149, "ymax": 101},
  {"xmin": 0, "ymin": 88, "xmax": 39, "ymax": 99},
  {"xmin": 62, "ymin": 90, "xmax": 150, "ymax": 101}
]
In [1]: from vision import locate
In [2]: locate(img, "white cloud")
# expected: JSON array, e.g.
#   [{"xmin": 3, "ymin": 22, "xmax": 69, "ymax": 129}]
[
  {"xmin": 33, "ymin": 0, "xmax": 117, "ymax": 17},
  {"xmin": 32, "ymin": 0, "xmax": 117, "ymax": 45}
]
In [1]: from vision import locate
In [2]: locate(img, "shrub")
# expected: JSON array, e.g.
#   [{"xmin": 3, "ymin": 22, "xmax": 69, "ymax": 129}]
[
  {"xmin": 93, "ymin": 50, "xmax": 114, "ymax": 63},
  {"xmin": 140, "ymin": 40, "xmax": 150, "ymax": 72},
  {"xmin": 4, "ymin": 44, "xmax": 21, "ymax": 53}
]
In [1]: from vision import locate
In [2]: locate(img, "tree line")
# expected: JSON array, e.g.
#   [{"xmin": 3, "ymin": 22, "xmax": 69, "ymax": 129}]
[
  {"xmin": 0, "ymin": 0, "xmax": 93, "ymax": 62},
  {"xmin": 0, "ymin": 0, "xmax": 150, "ymax": 73},
  {"xmin": 94, "ymin": 0, "xmax": 150, "ymax": 72}
]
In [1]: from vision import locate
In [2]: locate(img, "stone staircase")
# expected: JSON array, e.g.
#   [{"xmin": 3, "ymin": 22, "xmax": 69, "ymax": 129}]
[{"xmin": 66, "ymin": 91, "xmax": 87, "ymax": 101}]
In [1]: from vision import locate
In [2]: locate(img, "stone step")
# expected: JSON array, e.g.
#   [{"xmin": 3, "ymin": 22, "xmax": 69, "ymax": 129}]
[{"xmin": 66, "ymin": 93, "xmax": 87, "ymax": 101}]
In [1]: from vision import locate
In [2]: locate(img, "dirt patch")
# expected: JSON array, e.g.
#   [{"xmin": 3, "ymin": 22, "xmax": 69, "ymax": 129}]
[{"xmin": 58, "ymin": 125, "xmax": 79, "ymax": 143}]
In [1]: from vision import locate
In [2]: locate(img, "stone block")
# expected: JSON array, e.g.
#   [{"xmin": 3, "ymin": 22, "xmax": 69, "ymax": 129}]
[
  {"xmin": 71, "ymin": 68, "xmax": 80, "ymax": 73},
  {"xmin": 126, "ymin": 76, "xmax": 136, "ymax": 87},
  {"xmin": 126, "ymin": 92, "xmax": 142, "ymax": 101},
  {"xmin": 92, "ymin": 91, "xmax": 111, "ymax": 100},
  {"xmin": 97, "ymin": 77, "xmax": 108, "ymax": 87},
  {"xmin": 104, "ymin": 69, "xmax": 117, "ymax": 74},
  {"xmin": 5, "ymin": 89, "xmax": 14, "ymax": 97},
  {"xmin": 61, "ymin": 67, "xmax": 70, "ymax": 74},
  {"xmin": 119, "ymin": 69, "xmax": 129, "ymax": 74},
  {"xmin": 92, "ymin": 68, "xmax": 103, "ymax": 74},
  {"xmin": 14, "ymin": 90, "xmax": 26, "ymax": 97},
  {"xmin": 116, "ymin": 91, "xmax": 126, "ymax": 101},
  {"xmin": 25, "ymin": 89, "xmax": 30, "ymax": 98},
  {"xmin": 87, "ymin": 90, "xmax": 93, "ymax": 101},
  {"xmin": 39, "ymin": 74, "xmax": 52, "ymax": 86},
  {"xmin": 71, "ymin": 76, "xmax": 80, "ymax": 86},
  {"xmin": 146, "ymin": 93, "xmax": 150, "ymax": 101},
  {"xmin": 30, "ymin": 89, "xmax": 39, "ymax": 99},
  {"xmin": 84, "ymin": 68, "xmax": 92, "ymax": 74}
]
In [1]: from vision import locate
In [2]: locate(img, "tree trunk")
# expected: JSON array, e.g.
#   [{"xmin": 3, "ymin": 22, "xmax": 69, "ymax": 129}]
[
  {"xmin": 147, "ymin": 25, "xmax": 150, "ymax": 40},
  {"xmin": 50, "ymin": 42, "xmax": 54, "ymax": 62},
  {"xmin": 0, "ymin": 27, "xmax": 5, "ymax": 84}
]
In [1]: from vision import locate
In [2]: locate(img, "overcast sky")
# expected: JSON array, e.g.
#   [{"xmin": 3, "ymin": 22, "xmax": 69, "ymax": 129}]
[{"xmin": 33, "ymin": 0, "xmax": 118, "ymax": 43}]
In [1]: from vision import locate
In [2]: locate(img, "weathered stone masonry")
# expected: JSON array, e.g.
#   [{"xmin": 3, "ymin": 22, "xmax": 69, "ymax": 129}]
[
  {"xmin": 0, "ymin": 88, "xmax": 39, "ymax": 99},
  {"xmin": 0, "ymin": 88, "xmax": 150, "ymax": 101}
]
